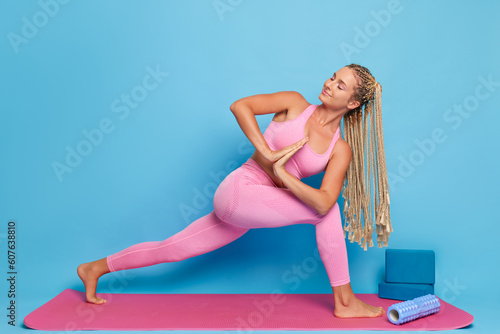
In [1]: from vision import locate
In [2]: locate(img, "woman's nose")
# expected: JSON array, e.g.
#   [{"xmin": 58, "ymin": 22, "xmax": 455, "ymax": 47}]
[
  {"xmin": 325, "ymin": 79, "xmax": 335, "ymax": 89},
  {"xmin": 324, "ymin": 82, "xmax": 335, "ymax": 92}
]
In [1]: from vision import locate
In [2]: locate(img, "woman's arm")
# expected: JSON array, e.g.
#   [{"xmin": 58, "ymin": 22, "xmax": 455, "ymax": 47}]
[
  {"xmin": 274, "ymin": 140, "xmax": 352, "ymax": 216},
  {"xmin": 230, "ymin": 91, "xmax": 307, "ymax": 161}
]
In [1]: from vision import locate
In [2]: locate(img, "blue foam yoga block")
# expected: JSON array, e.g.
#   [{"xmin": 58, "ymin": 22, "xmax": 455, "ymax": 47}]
[
  {"xmin": 385, "ymin": 249, "xmax": 435, "ymax": 284},
  {"xmin": 379, "ymin": 281, "xmax": 435, "ymax": 301}
]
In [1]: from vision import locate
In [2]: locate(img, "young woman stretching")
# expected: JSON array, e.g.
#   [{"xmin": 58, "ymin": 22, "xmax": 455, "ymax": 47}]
[{"xmin": 77, "ymin": 64, "xmax": 392, "ymax": 318}]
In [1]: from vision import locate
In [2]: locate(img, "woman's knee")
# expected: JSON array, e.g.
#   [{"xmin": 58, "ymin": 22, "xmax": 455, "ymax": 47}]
[{"xmin": 315, "ymin": 202, "xmax": 341, "ymax": 225}]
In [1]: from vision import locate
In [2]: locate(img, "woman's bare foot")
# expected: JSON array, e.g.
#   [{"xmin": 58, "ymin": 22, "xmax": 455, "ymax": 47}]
[
  {"xmin": 77, "ymin": 258, "xmax": 110, "ymax": 304},
  {"xmin": 332, "ymin": 282, "xmax": 386, "ymax": 318},
  {"xmin": 333, "ymin": 295, "xmax": 386, "ymax": 318}
]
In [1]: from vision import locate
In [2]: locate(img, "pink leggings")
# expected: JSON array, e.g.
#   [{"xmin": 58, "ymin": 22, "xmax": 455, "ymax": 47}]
[{"xmin": 106, "ymin": 158, "xmax": 350, "ymax": 287}]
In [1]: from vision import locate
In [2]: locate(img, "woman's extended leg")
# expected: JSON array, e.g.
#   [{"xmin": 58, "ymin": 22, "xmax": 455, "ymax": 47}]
[
  {"xmin": 105, "ymin": 211, "xmax": 248, "ymax": 272},
  {"xmin": 78, "ymin": 210, "xmax": 249, "ymax": 304}
]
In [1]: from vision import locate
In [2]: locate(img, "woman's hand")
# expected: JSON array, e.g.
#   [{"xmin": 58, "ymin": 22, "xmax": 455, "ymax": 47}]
[
  {"xmin": 271, "ymin": 137, "xmax": 309, "ymax": 176},
  {"xmin": 263, "ymin": 137, "xmax": 309, "ymax": 163}
]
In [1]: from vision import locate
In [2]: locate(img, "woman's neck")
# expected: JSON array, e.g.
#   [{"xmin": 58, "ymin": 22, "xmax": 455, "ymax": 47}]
[{"xmin": 315, "ymin": 104, "xmax": 345, "ymax": 129}]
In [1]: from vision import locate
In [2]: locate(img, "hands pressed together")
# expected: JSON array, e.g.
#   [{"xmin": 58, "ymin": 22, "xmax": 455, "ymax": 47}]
[{"xmin": 264, "ymin": 137, "xmax": 309, "ymax": 178}]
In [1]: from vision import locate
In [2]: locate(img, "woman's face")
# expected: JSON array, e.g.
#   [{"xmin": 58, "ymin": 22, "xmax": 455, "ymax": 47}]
[{"xmin": 319, "ymin": 67, "xmax": 361, "ymax": 112}]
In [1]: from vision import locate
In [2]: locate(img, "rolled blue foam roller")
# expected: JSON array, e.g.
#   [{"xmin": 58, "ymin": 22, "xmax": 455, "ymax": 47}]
[{"xmin": 387, "ymin": 294, "xmax": 440, "ymax": 325}]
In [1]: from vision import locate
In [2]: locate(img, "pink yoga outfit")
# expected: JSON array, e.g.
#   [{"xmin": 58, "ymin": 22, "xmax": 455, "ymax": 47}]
[{"xmin": 106, "ymin": 104, "xmax": 350, "ymax": 287}]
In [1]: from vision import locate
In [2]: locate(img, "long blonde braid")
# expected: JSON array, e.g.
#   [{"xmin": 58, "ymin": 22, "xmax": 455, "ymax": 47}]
[{"xmin": 340, "ymin": 64, "xmax": 392, "ymax": 251}]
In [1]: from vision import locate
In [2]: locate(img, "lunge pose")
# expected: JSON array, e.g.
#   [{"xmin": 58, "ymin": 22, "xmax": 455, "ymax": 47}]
[{"xmin": 78, "ymin": 64, "xmax": 392, "ymax": 318}]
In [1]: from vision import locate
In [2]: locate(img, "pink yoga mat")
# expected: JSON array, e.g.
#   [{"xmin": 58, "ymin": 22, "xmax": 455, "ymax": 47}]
[{"xmin": 24, "ymin": 289, "xmax": 473, "ymax": 331}]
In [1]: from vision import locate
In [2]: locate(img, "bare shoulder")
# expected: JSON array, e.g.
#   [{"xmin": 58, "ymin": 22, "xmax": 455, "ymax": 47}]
[
  {"xmin": 231, "ymin": 90, "xmax": 308, "ymax": 118},
  {"xmin": 328, "ymin": 137, "xmax": 352, "ymax": 163},
  {"xmin": 272, "ymin": 91, "xmax": 311, "ymax": 122},
  {"xmin": 277, "ymin": 90, "xmax": 307, "ymax": 104}
]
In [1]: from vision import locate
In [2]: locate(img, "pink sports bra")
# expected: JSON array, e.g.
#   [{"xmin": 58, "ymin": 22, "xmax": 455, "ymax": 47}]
[{"xmin": 262, "ymin": 104, "xmax": 341, "ymax": 180}]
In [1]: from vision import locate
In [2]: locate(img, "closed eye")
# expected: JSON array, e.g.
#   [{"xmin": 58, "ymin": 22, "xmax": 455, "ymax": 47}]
[{"xmin": 331, "ymin": 72, "xmax": 346, "ymax": 90}]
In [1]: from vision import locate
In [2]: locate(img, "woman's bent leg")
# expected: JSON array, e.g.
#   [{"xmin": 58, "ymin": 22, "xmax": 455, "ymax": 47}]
[
  {"xmin": 106, "ymin": 211, "xmax": 249, "ymax": 272},
  {"xmin": 314, "ymin": 203, "xmax": 350, "ymax": 286},
  {"xmin": 212, "ymin": 159, "xmax": 385, "ymax": 317},
  {"xmin": 213, "ymin": 159, "xmax": 350, "ymax": 286}
]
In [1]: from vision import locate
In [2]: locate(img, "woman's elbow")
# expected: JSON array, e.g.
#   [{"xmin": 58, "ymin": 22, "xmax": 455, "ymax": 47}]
[
  {"xmin": 316, "ymin": 203, "xmax": 332, "ymax": 216},
  {"xmin": 317, "ymin": 197, "xmax": 337, "ymax": 216},
  {"xmin": 316, "ymin": 208, "xmax": 328, "ymax": 217},
  {"xmin": 230, "ymin": 100, "xmax": 245, "ymax": 113},
  {"xmin": 230, "ymin": 101, "xmax": 237, "ymax": 113}
]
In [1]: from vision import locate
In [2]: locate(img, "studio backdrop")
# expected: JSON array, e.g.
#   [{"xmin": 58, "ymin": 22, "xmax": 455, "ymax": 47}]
[{"xmin": 0, "ymin": 0, "xmax": 499, "ymax": 327}]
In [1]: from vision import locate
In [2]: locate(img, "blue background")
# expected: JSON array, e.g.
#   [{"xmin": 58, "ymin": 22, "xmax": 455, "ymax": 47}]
[{"xmin": 1, "ymin": 0, "xmax": 499, "ymax": 333}]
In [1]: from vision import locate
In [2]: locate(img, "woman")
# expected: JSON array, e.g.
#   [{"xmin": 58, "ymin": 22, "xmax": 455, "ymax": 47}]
[{"xmin": 78, "ymin": 64, "xmax": 392, "ymax": 318}]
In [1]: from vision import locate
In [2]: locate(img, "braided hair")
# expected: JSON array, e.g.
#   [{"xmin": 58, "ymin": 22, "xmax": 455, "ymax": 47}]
[{"xmin": 340, "ymin": 64, "xmax": 392, "ymax": 250}]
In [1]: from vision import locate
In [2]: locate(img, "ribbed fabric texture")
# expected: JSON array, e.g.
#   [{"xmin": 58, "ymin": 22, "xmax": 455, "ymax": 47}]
[{"xmin": 107, "ymin": 158, "xmax": 350, "ymax": 287}]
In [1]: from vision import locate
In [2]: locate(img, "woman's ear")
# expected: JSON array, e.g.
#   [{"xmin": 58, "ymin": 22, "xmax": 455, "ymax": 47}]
[{"xmin": 347, "ymin": 99, "xmax": 360, "ymax": 110}]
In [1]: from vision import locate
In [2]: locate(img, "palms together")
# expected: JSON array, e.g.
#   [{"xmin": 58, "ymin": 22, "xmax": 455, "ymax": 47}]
[{"xmin": 271, "ymin": 137, "xmax": 309, "ymax": 175}]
